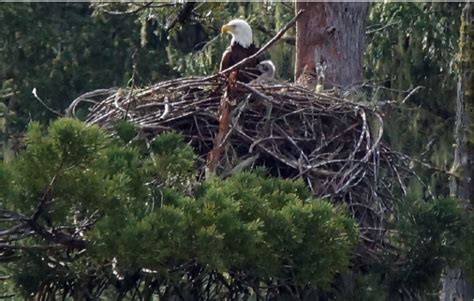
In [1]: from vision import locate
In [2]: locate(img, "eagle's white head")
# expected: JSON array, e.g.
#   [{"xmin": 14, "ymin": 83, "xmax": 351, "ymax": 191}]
[{"xmin": 221, "ymin": 19, "xmax": 253, "ymax": 48}]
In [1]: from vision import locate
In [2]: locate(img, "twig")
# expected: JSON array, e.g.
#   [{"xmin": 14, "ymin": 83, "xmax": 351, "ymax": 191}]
[
  {"xmin": 401, "ymin": 86, "xmax": 424, "ymax": 103},
  {"xmin": 32, "ymin": 88, "xmax": 63, "ymax": 116},
  {"xmin": 366, "ymin": 21, "xmax": 401, "ymax": 34},
  {"xmin": 98, "ymin": 2, "xmax": 157, "ymax": 15}
]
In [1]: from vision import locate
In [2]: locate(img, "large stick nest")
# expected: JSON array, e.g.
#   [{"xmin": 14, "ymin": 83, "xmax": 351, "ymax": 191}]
[{"xmin": 69, "ymin": 76, "xmax": 411, "ymax": 261}]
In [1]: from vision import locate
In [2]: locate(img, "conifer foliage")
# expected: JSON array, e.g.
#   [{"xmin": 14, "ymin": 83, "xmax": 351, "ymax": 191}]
[{"xmin": 0, "ymin": 118, "xmax": 358, "ymax": 299}]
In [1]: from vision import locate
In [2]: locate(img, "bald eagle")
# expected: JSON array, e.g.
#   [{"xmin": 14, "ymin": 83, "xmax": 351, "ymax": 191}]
[
  {"xmin": 208, "ymin": 19, "xmax": 274, "ymax": 174},
  {"xmin": 220, "ymin": 19, "xmax": 264, "ymax": 83}
]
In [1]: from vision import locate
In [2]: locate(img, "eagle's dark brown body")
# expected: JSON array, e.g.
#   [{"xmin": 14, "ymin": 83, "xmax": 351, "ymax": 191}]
[{"xmin": 219, "ymin": 43, "xmax": 263, "ymax": 83}]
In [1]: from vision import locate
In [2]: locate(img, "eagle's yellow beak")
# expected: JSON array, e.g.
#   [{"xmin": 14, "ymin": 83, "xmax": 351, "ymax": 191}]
[{"xmin": 221, "ymin": 24, "xmax": 233, "ymax": 34}]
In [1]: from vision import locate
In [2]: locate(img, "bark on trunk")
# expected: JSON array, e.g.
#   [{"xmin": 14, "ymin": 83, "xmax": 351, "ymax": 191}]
[
  {"xmin": 440, "ymin": 2, "xmax": 474, "ymax": 300},
  {"xmin": 294, "ymin": 1, "xmax": 368, "ymax": 89}
]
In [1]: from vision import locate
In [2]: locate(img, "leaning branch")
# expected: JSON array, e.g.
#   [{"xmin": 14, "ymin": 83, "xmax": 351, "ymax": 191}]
[
  {"xmin": 32, "ymin": 88, "xmax": 63, "ymax": 117},
  {"xmin": 207, "ymin": 9, "xmax": 304, "ymax": 80}
]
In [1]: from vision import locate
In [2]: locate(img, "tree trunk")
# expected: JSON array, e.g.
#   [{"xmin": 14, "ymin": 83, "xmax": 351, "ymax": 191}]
[
  {"xmin": 293, "ymin": 3, "xmax": 369, "ymax": 297},
  {"xmin": 440, "ymin": 2, "xmax": 474, "ymax": 301},
  {"xmin": 294, "ymin": 1, "xmax": 368, "ymax": 89}
]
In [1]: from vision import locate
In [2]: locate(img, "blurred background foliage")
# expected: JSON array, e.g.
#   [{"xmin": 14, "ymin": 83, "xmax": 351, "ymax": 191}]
[{"xmin": 365, "ymin": 2, "xmax": 464, "ymax": 198}]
